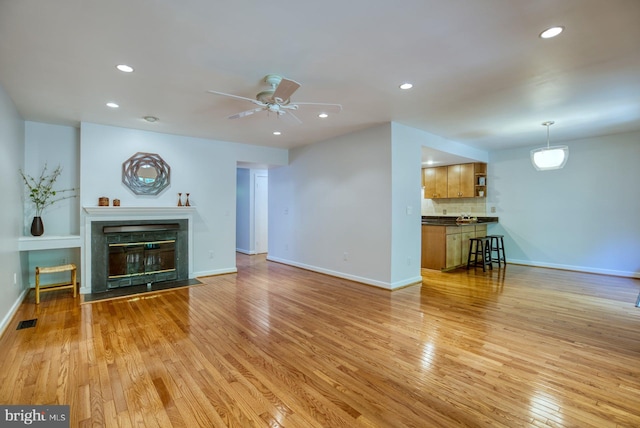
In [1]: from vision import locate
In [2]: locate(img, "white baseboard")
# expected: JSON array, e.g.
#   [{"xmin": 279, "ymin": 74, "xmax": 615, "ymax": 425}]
[
  {"xmin": 0, "ymin": 287, "xmax": 29, "ymax": 338},
  {"xmin": 507, "ymin": 259, "xmax": 640, "ymax": 279},
  {"xmin": 266, "ymin": 256, "xmax": 422, "ymax": 290},
  {"xmin": 193, "ymin": 267, "xmax": 238, "ymax": 278},
  {"xmin": 236, "ymin": 248, "xmax": 256, "ymax": 255}
]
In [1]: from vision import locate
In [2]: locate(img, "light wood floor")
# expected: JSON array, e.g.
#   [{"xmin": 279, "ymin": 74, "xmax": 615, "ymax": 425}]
[{"xmin": 1, "ymin": 255, "xmax": 639, "ymax": 427}]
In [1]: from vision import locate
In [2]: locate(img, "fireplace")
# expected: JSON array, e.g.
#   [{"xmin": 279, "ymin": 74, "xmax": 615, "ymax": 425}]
[
  {"xmin": 106, "ymin": 223, "xmax": 178, "ymax": 288},
  {"xmin": 91, "ymin": 219, "xmax": 189, "ymax": 293}
]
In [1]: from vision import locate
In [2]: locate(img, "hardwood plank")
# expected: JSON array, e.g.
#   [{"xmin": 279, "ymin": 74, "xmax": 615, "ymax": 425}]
[{"xmin": 1, "ymin": 255, "xmax": 640, "ymax": 426}]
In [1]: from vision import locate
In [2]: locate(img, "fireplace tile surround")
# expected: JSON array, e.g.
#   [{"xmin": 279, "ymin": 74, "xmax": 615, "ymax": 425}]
[
  {"xmin": 82, "ymin": 207, "xmax": 195, "ymax": 295},
  {"xmin": 91, "ymin": 220, "xmax": 188, "ymax": 293}
]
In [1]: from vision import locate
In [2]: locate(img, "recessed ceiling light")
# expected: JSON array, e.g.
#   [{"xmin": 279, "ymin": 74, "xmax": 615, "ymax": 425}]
[
  {"xmin": 106, "ymin": 102, "xmax": 119, "ymax": 108},
  {"xmin": 539, "ymin": 26, "xmax": 564, "ymax": 39},
  {"xmin": 273, "ymin": 131, "xmax": 281, "ymax": 135},
  {"xmin": 116, "ymin": 64, "xmax": 134, "ymax": 73},
  {"xmin": 143, "ymin": 116, "xmax": 159, "ymax": 123},
  {"xmin": 318, "ymin": 113, "xmax": 329, "ymax": 118},
  {"xmin": 399, "ymin": 83, "xmax": 413, "ymax": 90}
]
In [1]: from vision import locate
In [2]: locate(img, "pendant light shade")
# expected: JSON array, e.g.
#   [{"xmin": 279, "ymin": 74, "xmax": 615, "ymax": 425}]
[{"xmin": 531, "ymin": 121, "xmax": 568, "ymax": 171}]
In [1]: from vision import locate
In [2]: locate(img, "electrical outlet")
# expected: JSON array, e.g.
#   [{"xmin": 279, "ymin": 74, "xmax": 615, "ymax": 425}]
[
  {"xmin": 443, "ymin": 209, "xmax": 447, "ymax": 215},
  {"xmin": 491, "ymin": 206, "xmax": 496, "ymax": 213},
  {"xmin": 406, "ymin": 205, "xmax": 413, "ymax": 215},
  {"xmin": 209, "ymin": 251, "xmax": 214, "ymax": 259},
  {"xmin": 407, "ymin": 257, "xmax": 412, "ymax": 266},
  {"xmin": 13, "ymin": 273, "xmax": 17, "ymax": 286},
  {"xmin": 343, "ymin": 252, "xmax": 349, "ymax": 261}
]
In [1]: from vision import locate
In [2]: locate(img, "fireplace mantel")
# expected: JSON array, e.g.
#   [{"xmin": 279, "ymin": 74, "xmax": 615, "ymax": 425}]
[
  {"xmin": 83, "ymin": 206, "xmax": 196, "ymax": 217},
  {"xmin": 81, "ymin": 206, "xmax": 195, "ymax": 294}
]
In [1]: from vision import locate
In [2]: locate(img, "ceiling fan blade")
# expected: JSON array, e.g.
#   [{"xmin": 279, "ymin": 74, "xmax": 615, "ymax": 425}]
[
  {"xmin": 207, "ymin": 90, "xmax": 264, "ymax": 106},
  {"xmin": 282, "ymin": 110, "xmax": 302, "ymax": 124},
  {"xmin": 272, "ymin": 78, "xmax": 300, "ymax": 103},
  {"xmin": 293, "ymin": 102, "xmax": 343, "ymax": 112},
  {"xmin": 228, "ymin": 107, "xmax": 265, "ymax": 119}
]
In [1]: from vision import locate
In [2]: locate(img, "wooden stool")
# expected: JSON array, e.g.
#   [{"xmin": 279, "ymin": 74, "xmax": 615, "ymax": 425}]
[
  {"xmin": 487, "ymin": 235, "xmax": 506, "ymax": 267},
  {"xmin": 467, "ymin": 237, "xmax": 493, "ymax": 272},
  {"xmin": 35, "ymin": 263, "xmax": 77, "ymax": 304}
]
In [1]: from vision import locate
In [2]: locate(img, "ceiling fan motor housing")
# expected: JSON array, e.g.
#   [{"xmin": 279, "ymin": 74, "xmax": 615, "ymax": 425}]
[
  {"xmin": 264, "ymin": 74, "xmax": 283, "ymax": 88},
  {"xmin": 257, "ymin": 90, "xmax": 275, "ymax": 103}
]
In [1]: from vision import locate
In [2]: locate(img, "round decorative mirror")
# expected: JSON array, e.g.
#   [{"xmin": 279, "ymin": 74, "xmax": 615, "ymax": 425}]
[{"xmin": 122, "ymin": 152, "xmax": 171, "ymax": 195}]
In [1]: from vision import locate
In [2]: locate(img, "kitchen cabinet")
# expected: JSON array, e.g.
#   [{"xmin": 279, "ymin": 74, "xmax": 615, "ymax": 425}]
[
  {"xmin": 422, "ymin": 224, "xmax": 488, "ymax": 270},
  {"xmin": 447, "ymin": 163, "xmax": 475, "ymax": 198},
  {"xmin": 423, "ymin": 162, "xmax": 486, "ymax": 199},
  {"xmin": 445, "ymin": 225, "xmax": 475, "ymax": 268},
  {"xmin": 423, "ymin": 166, "xmax": 448, "ymax": 199}
]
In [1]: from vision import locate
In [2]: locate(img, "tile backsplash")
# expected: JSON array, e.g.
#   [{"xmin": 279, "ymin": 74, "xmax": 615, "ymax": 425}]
[{"xmin": 421, "ymin": 192, "xmax": 488, "ymax": 216}]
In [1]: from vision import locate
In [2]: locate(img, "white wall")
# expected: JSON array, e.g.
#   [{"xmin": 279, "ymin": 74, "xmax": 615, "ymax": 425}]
[
  {"xmin": 80, "ymin": 122, "xmax": 287, "ymax": 279},
  {"xmin": 0, "ymin": 82, "xmax": 26, "ymax": 335},
  {"xmin": 390, "ymin": 123, "xmax": 423, "ymax": 285},
  {"xmin": 23, "ymin": 122, "xmax": 80, "ymax": 235},
  {"xmin": 22, "ymin": 122, "xmax": 81, "ymax": 286},
  {"xmin": 488, "ymin": 130, "xmax": 640, "ymax": 277},
  {"xmin": 269, "ymin": 123, "xmax": 420, "ymax": 289}
]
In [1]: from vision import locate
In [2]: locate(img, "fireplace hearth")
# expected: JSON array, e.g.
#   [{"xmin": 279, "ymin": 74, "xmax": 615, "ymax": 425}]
[{"xmin": 91, "ymin": 219, "xmax": 189, "ymax": 293}]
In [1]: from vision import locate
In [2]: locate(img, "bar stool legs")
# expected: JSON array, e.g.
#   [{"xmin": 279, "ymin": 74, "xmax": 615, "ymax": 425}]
[
  {"xmin": 467, "ymin": 237, "xmax": 493, "ymax": 272},
  {"xmin": 487, "ymin": 235, "xmax": 506, "ymax": 267}
]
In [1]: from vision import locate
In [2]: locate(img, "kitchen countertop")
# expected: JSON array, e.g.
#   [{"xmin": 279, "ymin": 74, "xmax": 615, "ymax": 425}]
[{"xmin": 421, "ymin": 216, "xmax": 499, "ymax": 226}]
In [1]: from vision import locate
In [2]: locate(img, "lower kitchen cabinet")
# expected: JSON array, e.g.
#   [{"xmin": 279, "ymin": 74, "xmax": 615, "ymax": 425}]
[{"xmin": 422, "ymin": 224, "xmax": 488, "ymax": 270}]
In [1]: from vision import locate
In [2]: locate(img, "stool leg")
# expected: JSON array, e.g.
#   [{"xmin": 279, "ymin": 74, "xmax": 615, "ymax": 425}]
[
  {"xmin": 491, "ymin": 237, "xmax": 501, "ymax": 267},
  {"xmin": 35, "ymin": 267, "xmax": 40, "ymax": 304},
  {"xmin": 482, "ymin": 241, "xmax": 488, "ymax": 272},
  {"xmin": 467, "ymin": 240, "xmax": 474, "ymax": 269},
  {"xmin": 484, "ymin": 241, "xmax": 493, "ymax": 270},
  {"xmin": 72, "ymin": 267, "xmax": 77, "ymax": 298},
  {"xmin": 500, "ymin": 237, "xmax": 506, "ymax": 265}
]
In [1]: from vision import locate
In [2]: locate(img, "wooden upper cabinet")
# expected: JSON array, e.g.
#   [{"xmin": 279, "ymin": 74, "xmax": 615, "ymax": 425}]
[
  {"xmin": 424, "ymin": 162, "xmax": 486, "ymax": 199},
  {"xmin": 447, "ymin": 163, "xmax": 475, "ymax": 198},
  {"xmin": 423, "ymin": 166, "xmax": 448, "ymax": 199}
]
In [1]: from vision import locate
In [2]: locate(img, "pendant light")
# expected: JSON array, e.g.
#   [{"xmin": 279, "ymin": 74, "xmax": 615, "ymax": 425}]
[{"xmin": 530, "ymin": 121, "xmax": 568, "ymax": 171}]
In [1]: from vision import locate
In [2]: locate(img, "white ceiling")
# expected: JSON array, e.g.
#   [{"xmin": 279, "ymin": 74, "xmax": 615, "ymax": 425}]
[{"xmin": 1, "ymin": 0, "xmax": 639, "ymax": 165}]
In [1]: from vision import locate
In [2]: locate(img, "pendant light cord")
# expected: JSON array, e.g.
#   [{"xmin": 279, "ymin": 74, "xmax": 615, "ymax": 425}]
[{"xmin": 542, "ymin": 120, "xmax": 555, "ymax": 148}]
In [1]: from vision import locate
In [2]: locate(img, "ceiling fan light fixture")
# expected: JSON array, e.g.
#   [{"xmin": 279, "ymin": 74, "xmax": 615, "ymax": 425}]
[
  {"xmin": 143, "ymin": 116, "xmax": 159, "ymax": 123},
  {"xmin": 273, "ymin": 131, "xmax": 281, "ymax": 136},
  {"xmin": 318, "ymin": 113, "xmax": 328, "ymax": 118},
  {"xmin": 531, "ymin": 121, "xmax": 569, "ymax": 171},
  {"xmin": 399, "ymin": 82, "xmax": 413, "ymax": 90},
  {"xmin": 106, "ymin": 102, "xmax": 119, "ymax": 108},
  {"xmin": 539, "ymin": 26, "xmax": 564, "ymax": 39}
]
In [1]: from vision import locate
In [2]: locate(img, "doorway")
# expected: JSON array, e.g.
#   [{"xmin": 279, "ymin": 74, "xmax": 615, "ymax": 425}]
[{"xmin": 236, "ymin": 167, "xmax": 268, "ymax": 255}]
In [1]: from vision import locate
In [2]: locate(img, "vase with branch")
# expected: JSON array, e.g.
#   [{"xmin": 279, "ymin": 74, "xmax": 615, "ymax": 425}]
[{"xmin": 19, "ymin": 164, "xmax": 77, "ymax": 236}]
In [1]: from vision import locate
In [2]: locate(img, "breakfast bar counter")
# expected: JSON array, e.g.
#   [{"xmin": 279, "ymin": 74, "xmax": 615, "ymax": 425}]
[{"xmin": 421, "ymin": 216, "xmax": 499, "ymax": 270}]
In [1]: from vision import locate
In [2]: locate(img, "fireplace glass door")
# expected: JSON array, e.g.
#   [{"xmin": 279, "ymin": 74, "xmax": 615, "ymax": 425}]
[{"xmin": 108, "ymin": 240, "xmax": 176, "ymax": 287}]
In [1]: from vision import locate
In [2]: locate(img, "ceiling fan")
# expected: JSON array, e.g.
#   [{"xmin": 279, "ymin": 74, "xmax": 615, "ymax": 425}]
[{"xmin": 207, "ymin": 74, "xmax": 342, "ymax": 124}]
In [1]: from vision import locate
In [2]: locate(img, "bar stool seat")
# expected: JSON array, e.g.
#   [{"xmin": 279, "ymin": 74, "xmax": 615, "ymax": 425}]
[
  {"xmin": 467, "ymin": 237, "xmax": 493, "ymax": 272},
  {"xmin": 487, "ymin": 235, "xmax": 506, "ymax": 267},
  {"xmin": 35, "ymin": 263, "xmax": 77, "ymax": 304}
]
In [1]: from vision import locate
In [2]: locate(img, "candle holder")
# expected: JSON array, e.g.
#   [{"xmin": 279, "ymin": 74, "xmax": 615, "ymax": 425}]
[{"xmin": 177, "ymin": 193, "xmax": 183, "ymax": 207}]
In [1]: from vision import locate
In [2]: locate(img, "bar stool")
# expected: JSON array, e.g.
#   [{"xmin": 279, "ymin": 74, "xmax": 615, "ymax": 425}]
[
  {"xmin": 487, "ymin": 235, "xmax": 506, "ymax": 267},
  {"xmin": 35, "ymin": 263, "xmax": 77, "ymax": 304},
  {"xmin": 467, "ymin": 237, "xmax": 493, "ymax": 272}
]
